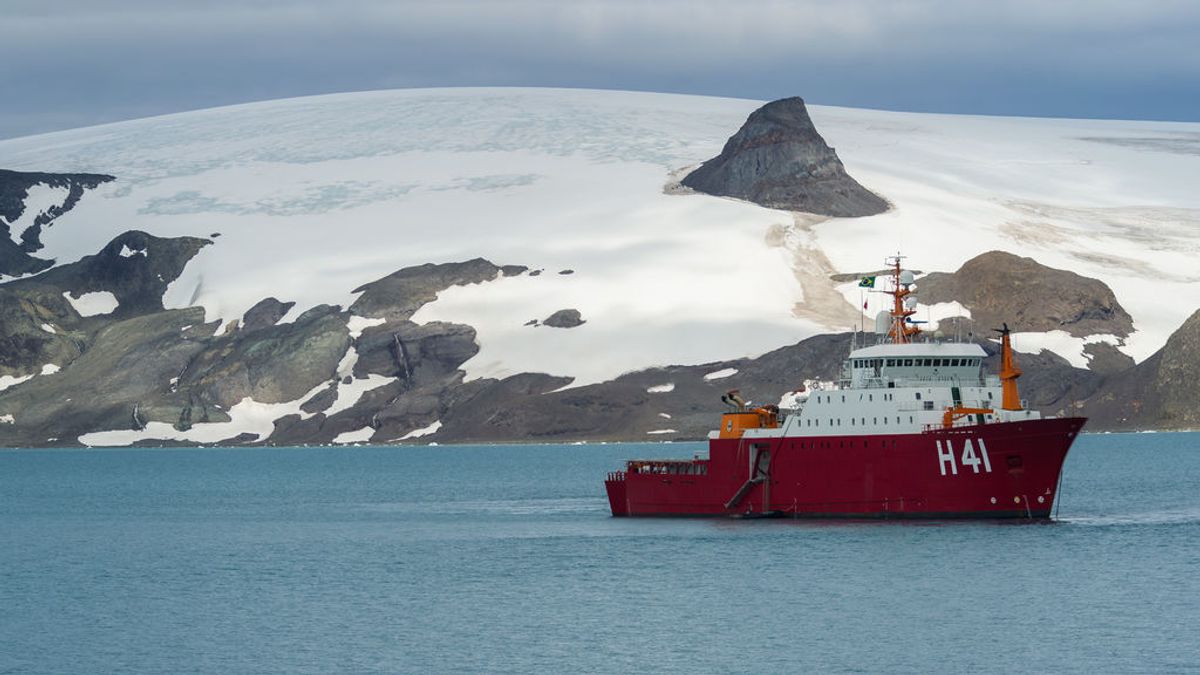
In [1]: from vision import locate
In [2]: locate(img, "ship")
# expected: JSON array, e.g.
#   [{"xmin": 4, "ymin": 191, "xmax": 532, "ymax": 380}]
[{"xmin": 604, "ymin": 255, "xmax": 1086, "ymax": 519}]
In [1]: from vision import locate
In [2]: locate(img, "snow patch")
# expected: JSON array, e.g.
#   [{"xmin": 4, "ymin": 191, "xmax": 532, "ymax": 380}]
[
  {"xmin": 119, "ymin": 244, "xmax": 146, "ymax": 258},
  {"xmin": 646, "ymin": 383, "xmax": 675, "ymax": 393},
  {"xmin": 703, "ymin": 368, "xmax": 738, "ymax": 381},
  {"xmin": 63, "ymin": 291, "xmax": 119, "ymax": 317},
  {"xmin": 658, "ymin": 412, "xmax": 672, "ymax": 419},
  {"xmin": 325, "ymin": 374, "xmax": 395, "ymax": 417},
  {"xmin": 4, "ymin": 183, "xmax": 69, "ymax": 245},
  {"xmin": 346, "ymin": 315, "xmax": 386, "ymax": 339},
  {"xmin": 646, "ymin": 429, "xmax": 678, "ymax": 435},
  {"xmin": 915, "ymin": 302, "xmax": 973, "ymax": 332},
  {"xmin": 40, "ymin": 364, "xmax": 60, "ymax": 375},
  {"xmin": 322, "ymin": 346, "xmax": 397, "ymax": 417},
  {"xmin": 0, "ymin": 414, "xmax": 14, "ymax": 424},
  {"xmin": 40, "ymin": 323, "xmax": 56, "ymax": 334},
  {"xmin": 1009, "ymin": 331, "xmax": 1122, "ymax": 369},
  {"xmin": 0, "ymin": 374, "xmax": 35, "ymax": 392},
  {"xmin": 332, "ymin": 426, "xmax": 375, "ymax": 444},
  {"xmin": 78, "ymin": 382, "xmax": 330, "ymax": 446},
  {"xmin": 400, "ymin": 420, "xmax": 442, "ymax": 439}
]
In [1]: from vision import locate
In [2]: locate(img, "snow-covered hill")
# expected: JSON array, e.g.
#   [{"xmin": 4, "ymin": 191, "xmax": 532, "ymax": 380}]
[{"xmin": 2, "ymin": 87, "xmax": 1198, "ymax": 387}]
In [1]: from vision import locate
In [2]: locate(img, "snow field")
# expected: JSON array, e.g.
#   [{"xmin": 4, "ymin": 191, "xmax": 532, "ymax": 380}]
[{"xmin": 0, "ymin": 87, "xmax": 1195, "ymax": 391}]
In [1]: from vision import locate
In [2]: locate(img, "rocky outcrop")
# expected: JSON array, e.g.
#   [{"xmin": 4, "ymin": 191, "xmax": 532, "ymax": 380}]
[
  {"xmin": 0, "ymin": 238, "xmax": 522, "ymax": 446},
  {"xmin": 0, "ymin": 231, "xmax": 210, "ymax": 381},
  {"xmin": 242, "ymin": 298, "xmax": 294, "ymax": 332},
  {"xmin": 1078, "ymin": 308, "xmax": 1200, "ymax": 430},
  {"xmin": 349, "ymin": 258, "xmax": 526, "ymax": 322},
  {"xmin": 919, "ymin": 251, "xmax": 1134, "ymax": 338},
  {"xmin": 681, "ymin": 97, "xmax": 887, "ymax": 217},
  {"xmin": 543, "ymin": 309, "xmax": 584, "ymax": 328},
  {"xmin": 1, "ymin": 169, "xmax": 115, "ymax": 277}
]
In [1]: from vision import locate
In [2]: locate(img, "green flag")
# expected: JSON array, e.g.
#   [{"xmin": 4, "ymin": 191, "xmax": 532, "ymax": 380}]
[{"xmin": 858, "ymin": 276, "xmax": 876, "ymax": 288}]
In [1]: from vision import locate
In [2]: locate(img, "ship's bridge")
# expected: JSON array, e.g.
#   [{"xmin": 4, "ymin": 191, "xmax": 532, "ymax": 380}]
[{"xmin": 846, "ymin": 342, "xmax": 989, "ymax": 388}]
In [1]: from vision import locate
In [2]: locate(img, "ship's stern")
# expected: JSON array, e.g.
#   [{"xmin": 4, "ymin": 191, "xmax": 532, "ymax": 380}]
[{"xmin": 605, "ymin": 471, "xmax": 628, "ymax": 517}]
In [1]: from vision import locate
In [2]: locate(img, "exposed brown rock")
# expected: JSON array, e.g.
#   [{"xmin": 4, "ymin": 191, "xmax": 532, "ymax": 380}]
[{"xmin": 918, "ymin": 251, "xmax": 1134, "ymax": 338}]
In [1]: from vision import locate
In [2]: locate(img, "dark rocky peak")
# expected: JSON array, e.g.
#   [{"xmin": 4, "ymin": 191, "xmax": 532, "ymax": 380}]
[
  {"xmin": 0, "ymin": 168, "xmax": 116, "ymax": 277},
  {"xmin": 680, "ymin": 97, "xmax": 888, "ymax": 217},
  {"xmin": 918, "ymin": 251, "xmax": 1134, "ymax": 338}
]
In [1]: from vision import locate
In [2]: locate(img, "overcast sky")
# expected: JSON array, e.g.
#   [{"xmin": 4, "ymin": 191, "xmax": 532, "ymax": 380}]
[{"xmin": 2, "ymin": 0, "xmax": 1199, "ymax": 140}]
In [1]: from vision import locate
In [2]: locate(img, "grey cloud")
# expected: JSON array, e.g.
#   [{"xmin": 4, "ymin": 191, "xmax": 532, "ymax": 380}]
[{"xmin": 2, "ymin": 1, "xmax": 1199, "ymax": 139}]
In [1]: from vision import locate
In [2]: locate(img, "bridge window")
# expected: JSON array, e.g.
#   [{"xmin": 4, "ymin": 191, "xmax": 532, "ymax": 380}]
[
  {"xmin": 887, "ymin": 359, "xmax": 896, "ymax": 367},
  {"xmin": 904, "ymin": 359, "xmax": 913, "ymax": 366}
]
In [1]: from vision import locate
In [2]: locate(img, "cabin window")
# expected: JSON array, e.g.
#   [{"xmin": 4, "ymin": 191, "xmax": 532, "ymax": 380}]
[
  {"xmin": 915, "ymin": 392, "xmax": 922, "ymax": 400},
  {"xmin": 909, "ymin": 416, "xmax": 913, "ymax": 423},
  {"xmin": 887, "ymin": 359, "xmax": 896, "ymax": 367},
  {"xmin": 869, "ymin": 394, "xmax": 873, "ymax": 402},
  {"xmin": 988, "ymin": 391, "xmax": 994, "ymax": 400},
  {"xmin": 904, "ymin": 359, "xmax": 913, "ymax": 366},
  {"xmin": 851, "ymin": 418, "xmax": 855, "ymax": 426},
  {"xmin": 841, "ymin": 395, "xmax": 846, "ymax": 402},
  {"xmin": 873, "ymin": 417, "xmax": 877, "ymax": 424},
  {"xmin": 924, "ymin": 401, "xmax": 934, "ymax": 410}
]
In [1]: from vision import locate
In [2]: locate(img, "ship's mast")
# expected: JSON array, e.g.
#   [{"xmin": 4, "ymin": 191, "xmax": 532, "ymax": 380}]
[{"xmin": 887, "ymin": 254, "xmax": 920, "ymax": 344}]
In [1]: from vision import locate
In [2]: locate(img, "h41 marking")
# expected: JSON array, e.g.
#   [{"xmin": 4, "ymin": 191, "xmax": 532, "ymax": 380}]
[{"xmin": 937, "ymin": 438, "xmax": 992, "ymax": 476}]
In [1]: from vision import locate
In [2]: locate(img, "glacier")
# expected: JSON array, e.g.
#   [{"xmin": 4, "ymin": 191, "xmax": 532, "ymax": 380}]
[{"xmin": 1, "ymin": 87, "xmax": 1198, "ymax": 388}]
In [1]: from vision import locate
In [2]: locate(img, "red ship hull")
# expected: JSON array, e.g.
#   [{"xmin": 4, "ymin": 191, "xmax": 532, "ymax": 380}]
[{"xmin": 606, "ymin": 417, "xmax": 1085, "ymax": 519}]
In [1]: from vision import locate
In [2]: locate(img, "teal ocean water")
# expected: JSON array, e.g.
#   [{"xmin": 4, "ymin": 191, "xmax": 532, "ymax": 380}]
[{"xmin": 2, "ymin": 433, "xmax": 1198, "ymax": 674}]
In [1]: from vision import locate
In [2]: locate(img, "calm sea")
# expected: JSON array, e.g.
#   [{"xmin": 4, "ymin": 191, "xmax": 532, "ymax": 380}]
[{"xmin": 2, "ymin": 433, "xmax": 1198, "ymax": 674}]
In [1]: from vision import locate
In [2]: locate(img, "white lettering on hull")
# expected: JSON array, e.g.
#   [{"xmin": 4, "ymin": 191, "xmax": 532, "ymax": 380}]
[{"xmin": 937, "ymin": 437, "xmax": 993, "ymax": 476}]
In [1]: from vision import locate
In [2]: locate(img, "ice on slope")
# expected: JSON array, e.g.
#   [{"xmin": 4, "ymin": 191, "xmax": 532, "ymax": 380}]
[
  {"xmin": 1, "ymin": 88, "xmax": 1198, "ymax": 388},
  {"xmin": 63, "ymin": 291, "xmax": 119, "ymax": 317},
  {"xmin": 1010, "ymin": 331, "xmax": 1123, "ymax": 369},
  {"xmin": 3, "ymin": 184, "xmax": 70, "ymax": 245}
]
